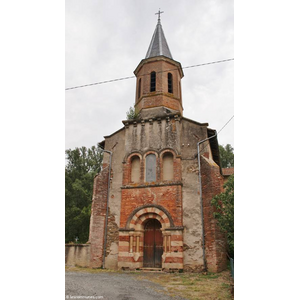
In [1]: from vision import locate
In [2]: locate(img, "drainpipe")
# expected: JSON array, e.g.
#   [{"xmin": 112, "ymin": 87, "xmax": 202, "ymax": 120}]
[
  {"xmin": 99, "ymin": 148, "xmax": 112, "ymax": 269},
  {"xmin": 197, "ymin": 130, "xmax": 217, "ymax": 271}
]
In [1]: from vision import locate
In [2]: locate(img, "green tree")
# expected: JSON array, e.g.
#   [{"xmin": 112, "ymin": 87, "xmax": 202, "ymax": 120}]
[
  {"xmin": 211, "ymin": 175, "xmax": 234, "ymax": 258},
  {"xmin": 65, "ymin": 146, "xmax": 103, "ymax": 243},
  {"xmin": 219, "ymin": 144, "xmax": 234, "ymax": 168},
  {"xmin": 126, "ymin": 105, "xmax": 139, "ymax": 120}
]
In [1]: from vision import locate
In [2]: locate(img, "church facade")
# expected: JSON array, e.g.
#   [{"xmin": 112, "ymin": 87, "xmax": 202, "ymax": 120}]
[{"xmin": 87, "ymin": 18, "xmax": 227, "ymax": 273}]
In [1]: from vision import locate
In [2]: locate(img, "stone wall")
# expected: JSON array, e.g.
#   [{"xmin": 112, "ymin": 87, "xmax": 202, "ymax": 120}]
[
  {"xmin": 104, "ymin": 209, "xmax": 119, "ymax": 269},
  {"xmin": 87, "ymin": 114, "xmax": 227, "ymax": 272},
  {"xmin": 101, "ymin": 129, "xmax": 125, "ymax": 269},
  {"xmin": 123, "ymin": 116, "xmax": 182, "ymax": 156},
  {"xmin": 180, "ymin": 119, "xmax": 208, "ymax": 272},
  {"xmin": 65, "ymin": 244, "xmax": 90, "ymax": 267}
]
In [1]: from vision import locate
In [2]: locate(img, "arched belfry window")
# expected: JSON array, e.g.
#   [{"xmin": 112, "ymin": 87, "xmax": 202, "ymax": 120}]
[
  {"xmin": 145, "ymin": 154, "xmax": 156, "ymax": 182},
  {"xmin": 131, "ymin": 156, "xmax": 140, "ymax": 183},
  {"xmin": 150, "ymin": 72, "xmax": 156, "ymax": 92},
  {"xmin": 138, "ymin": 78, "xmax": 141, "ymax": 99},
  {"xmin": 168, "ymin": 73, "xmax": 173, "ymax": 94},
  {"xmin": 162, "ymin": 152, "xmax": 174, "ymax": 181}
]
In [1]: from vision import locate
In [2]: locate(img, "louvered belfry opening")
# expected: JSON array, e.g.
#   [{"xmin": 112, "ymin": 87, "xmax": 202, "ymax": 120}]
[
  {"xmin": 150, "ymin": 71, "xmax": 156, "ymax": 92},
  {"xmin": 168, "ymin": 73, "xmax": 173, "ymax": 93}
]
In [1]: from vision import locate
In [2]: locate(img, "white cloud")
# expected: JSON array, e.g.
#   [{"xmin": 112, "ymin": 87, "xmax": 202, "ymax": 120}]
[{"xmin": 66, "ymin": 0, "xmax": 234, "ymax": 150}]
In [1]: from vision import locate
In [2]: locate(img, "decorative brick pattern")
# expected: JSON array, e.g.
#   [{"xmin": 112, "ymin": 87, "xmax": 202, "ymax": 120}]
[
  {"xmin": 117, "ymin": 204, "xmax": 184, "ymax": 270},
  {"xmin": 120, "ymin": 185, "xmax": 182, "ymax": 228}
]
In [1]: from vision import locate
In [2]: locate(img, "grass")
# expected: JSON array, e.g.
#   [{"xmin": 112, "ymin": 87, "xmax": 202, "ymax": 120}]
[
  {"xmin": 135, "ymin": 270, "xmax": 233, "ymax": 300},
  {"xmin": 65, "ymin": 266, "xmax": 233, "ymax": 299}
]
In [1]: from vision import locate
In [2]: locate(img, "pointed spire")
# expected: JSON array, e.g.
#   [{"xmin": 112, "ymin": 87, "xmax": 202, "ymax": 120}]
[{"xmin": 145, "ymin": 10, "xmax": 173, "ymax": 59}]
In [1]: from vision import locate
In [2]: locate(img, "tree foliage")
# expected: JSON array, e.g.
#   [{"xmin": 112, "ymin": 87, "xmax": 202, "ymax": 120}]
[
  {"xmin": 211, "ymin": 175, "xmax": 234, "ymax": 258},
  {"xmin": 126, "ymin": 105, "xmax": 139, "ymax": 120},
  {"xmin": 219, "ymin": 144, "xmax": 234, "ymax": 168},
  {"xmin": 65, "ymin": 146, "xmax": 103, "ymax": 243}
]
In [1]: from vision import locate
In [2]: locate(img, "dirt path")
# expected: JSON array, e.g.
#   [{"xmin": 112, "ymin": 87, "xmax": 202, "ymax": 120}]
[{"xmin": 65, "ymin": 271, "xmax": 187, "ymax": 300}]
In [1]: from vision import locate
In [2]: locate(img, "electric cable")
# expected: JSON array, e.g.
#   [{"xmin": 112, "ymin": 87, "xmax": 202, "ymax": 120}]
[
  {"xmin": 199, "ymin": 115, "xmax": 234, "ymax": 155},
  {"xmin": 65, "ymin": 58, "xmax": 234, "ymax": 91}
]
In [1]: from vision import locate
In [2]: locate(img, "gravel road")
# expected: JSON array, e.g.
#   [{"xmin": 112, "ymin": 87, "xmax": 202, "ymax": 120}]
[{"xmin": 65, "ymin": 271, "xmax": 186, "ymax": 300}]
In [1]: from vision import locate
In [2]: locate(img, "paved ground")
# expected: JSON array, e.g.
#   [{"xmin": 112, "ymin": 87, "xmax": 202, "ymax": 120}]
[{"xmin": 65, "ymin": 271, "xmax": 187, "ymax": 300}]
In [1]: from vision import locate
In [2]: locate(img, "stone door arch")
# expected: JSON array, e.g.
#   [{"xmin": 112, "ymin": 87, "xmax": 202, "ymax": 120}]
[
  {"xmin": 118, "ymin": 204, "xmax": 183, "ymax": 271},
  {"xmin": 125, "ymin": 204, "xmax": 174, "ymax": 230}
]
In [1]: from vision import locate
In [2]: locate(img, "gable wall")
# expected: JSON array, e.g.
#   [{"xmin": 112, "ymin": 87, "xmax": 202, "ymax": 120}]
[{"xmin": 88, "ymin": 117, "xmax": 227, "ymax": 272}]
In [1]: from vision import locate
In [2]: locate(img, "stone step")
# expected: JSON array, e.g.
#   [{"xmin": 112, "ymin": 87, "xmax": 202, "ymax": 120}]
[{"xmin": 139, "ymin": 268, "xmax": 163, "ymax": 272}]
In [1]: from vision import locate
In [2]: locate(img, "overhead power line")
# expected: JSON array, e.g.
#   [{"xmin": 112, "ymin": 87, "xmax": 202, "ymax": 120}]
[
  {"xmin": 65, "ymin": 58, "xmax": 234, "ymax": 91},
  {"xmin": 199, "ymin": 115, "xmax": 234, "ymax": 155},
  {"xmin": 218, "ymin": 115, "xmax": 234, "ymax": 134}
]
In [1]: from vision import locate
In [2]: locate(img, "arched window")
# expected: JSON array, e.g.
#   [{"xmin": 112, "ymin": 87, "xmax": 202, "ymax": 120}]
[
  {"xmin": 131, "ymin": 156, "xmax": 140, "ymax": 183},
  {"xmin": 150, "ymin": 72, "xmax": 156, "ymax": 92},
  {"xmin": 138, "ymin": 78, "xmax": 141, "ymax": 99},
  {"xmin": 168, "ymin": 73, "xmax": 173, "ymax": 93},
  {"xmin": 162, "ymin": 152, "xmax": 174, "ymax": 181},
  {"xmin": 145, "ymin": 154, "xmax": 156, "ymax": 182}
]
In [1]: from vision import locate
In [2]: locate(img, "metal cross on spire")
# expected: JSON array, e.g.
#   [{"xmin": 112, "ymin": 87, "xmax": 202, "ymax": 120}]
[{"xmin": 155, "ymin": 8, "xmax": 164, "ymax": 22}]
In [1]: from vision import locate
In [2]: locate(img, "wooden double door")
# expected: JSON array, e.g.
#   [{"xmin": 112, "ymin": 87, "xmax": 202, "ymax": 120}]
[{"xmin": 143, "ymin": 219, "xmax": 163, "ymax": 268}]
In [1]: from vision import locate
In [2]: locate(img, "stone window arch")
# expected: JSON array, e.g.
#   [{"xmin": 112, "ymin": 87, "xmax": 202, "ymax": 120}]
[
  {"xmin": 150, "ymin": 71, "xmax": 156, "ymax": 92},
  {"xmin": 131, "ymin": 155, "xmax": 141, "ymax": 183}
]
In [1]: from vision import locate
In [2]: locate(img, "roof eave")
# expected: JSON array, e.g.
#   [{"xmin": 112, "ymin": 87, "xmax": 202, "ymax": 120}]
[{"xmin": 134, "ymin": 56, "xmax": 184, "ymax": 78}]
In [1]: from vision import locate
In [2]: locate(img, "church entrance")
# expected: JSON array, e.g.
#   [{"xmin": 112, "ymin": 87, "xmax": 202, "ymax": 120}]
[{"xmin": 143, "ymin": 219, "xmax": 163, "ymax": 268}]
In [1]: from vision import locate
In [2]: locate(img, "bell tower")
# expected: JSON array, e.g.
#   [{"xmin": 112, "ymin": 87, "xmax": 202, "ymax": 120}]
[{"xmin": 134, "ymin": 12, "xmax": 184, "ymax": 119}]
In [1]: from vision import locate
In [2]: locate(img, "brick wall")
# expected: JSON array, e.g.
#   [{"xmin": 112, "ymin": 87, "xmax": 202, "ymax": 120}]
[
  {"xmin": 201, "ymin": 155, "xmax": 227, "ymax": 272},
  {"xmin": 134, "ymin": 58, "xmax": 183, "ymax": 115},
  {"xmin": 120, "ymin": 184, "xmax": 183, "ymax": 228},
  {"xmin": 89, "ymin": 163, "xmax": 109, "ymax": 268},
  {"xmin": 135, "ymin": 94, "xmax": 182, "ymax": 115}
]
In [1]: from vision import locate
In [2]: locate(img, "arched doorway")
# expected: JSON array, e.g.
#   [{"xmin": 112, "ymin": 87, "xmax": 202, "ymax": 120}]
[{"xmin": 143, "ymin": 219, "xmax": 163, "ymax": 268}]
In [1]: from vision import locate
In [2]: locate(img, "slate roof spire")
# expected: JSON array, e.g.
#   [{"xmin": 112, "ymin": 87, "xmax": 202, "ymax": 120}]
[{"xmin": 145, "ymin": 11, "xmax": 173, "ymax": 60}]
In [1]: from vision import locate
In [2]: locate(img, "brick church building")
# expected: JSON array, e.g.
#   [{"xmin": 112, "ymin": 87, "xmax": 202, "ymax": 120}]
[{"xmin": 86, "ymin": 16, "xmax": 227, "ymax": 273}]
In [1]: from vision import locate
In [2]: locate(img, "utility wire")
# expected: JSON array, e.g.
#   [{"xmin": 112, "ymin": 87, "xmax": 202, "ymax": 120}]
[
  {"xmin": 65, "ymin": 58, "xmax": 234, "ymax": 91},
  {"xmin": 199, "ymin": 115, "xmax": 234, "ymax": 155},
  {"xmin": 217, "ymin": 115, "xmax": 234, "ymax": 134}
]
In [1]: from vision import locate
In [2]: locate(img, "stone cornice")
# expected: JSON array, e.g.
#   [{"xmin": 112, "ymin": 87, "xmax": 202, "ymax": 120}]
[
  {"xmin": 122, "ymin": 113, "xmax": 181, "ymax": 127},
  {"xmin": 165, "ymin": 226, "xmax": 184, "ymax": 231},
  {"xmin": 121, "ymin": 181, "xmax": 183, "ymax": 189}
]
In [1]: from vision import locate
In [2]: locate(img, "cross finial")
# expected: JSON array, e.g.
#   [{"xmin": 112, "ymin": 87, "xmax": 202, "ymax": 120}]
[{"xmin": 155, "ymin": 8, "xmax": 164, "ymax": 22}]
